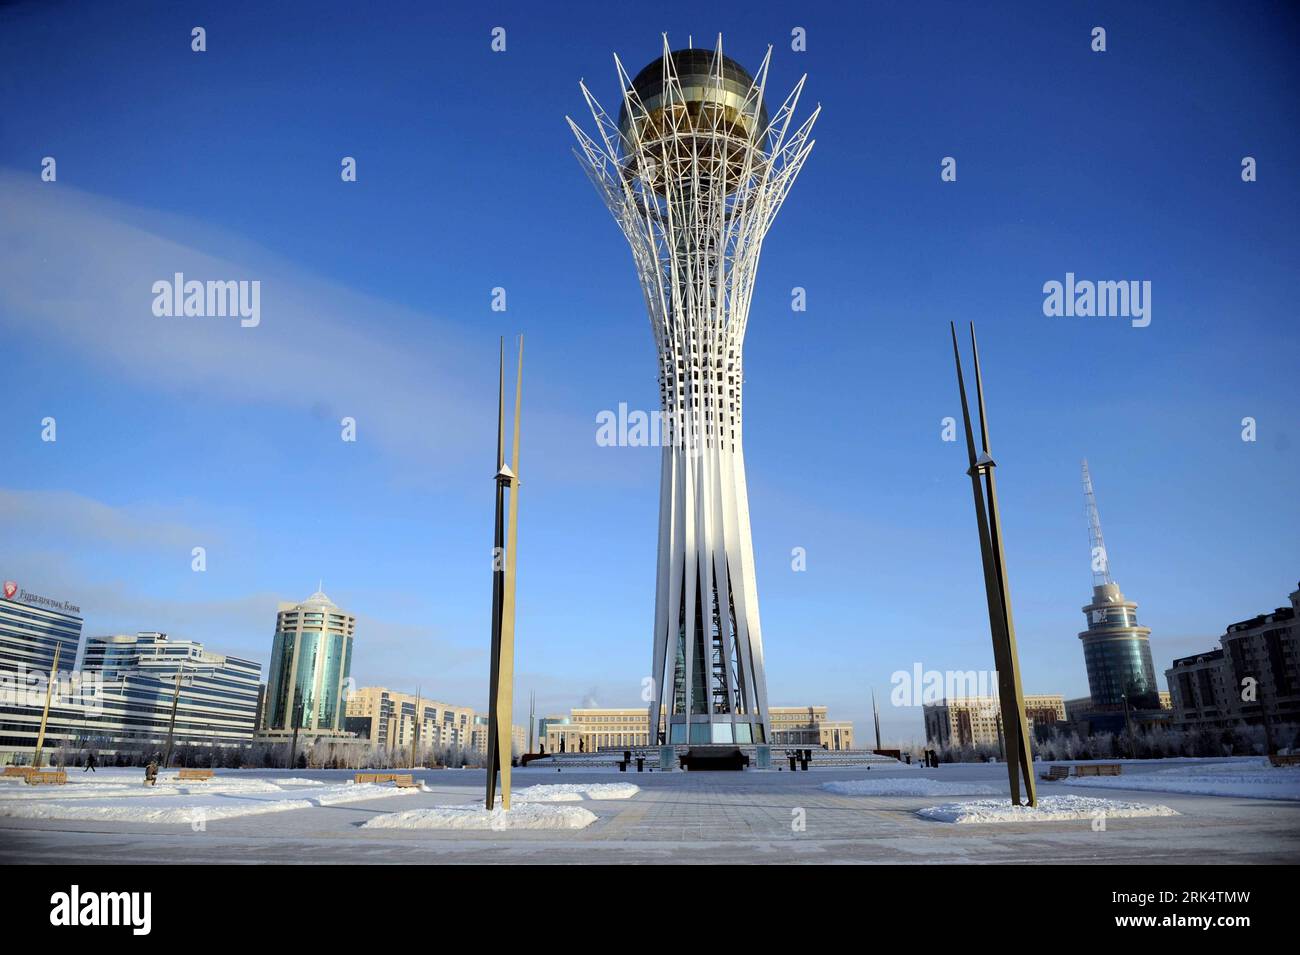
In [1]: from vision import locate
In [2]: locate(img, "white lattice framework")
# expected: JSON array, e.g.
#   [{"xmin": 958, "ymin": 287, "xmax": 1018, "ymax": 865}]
[{"xmin": 568, "ymin": 36, "xmax": 818, "ymax": 746}]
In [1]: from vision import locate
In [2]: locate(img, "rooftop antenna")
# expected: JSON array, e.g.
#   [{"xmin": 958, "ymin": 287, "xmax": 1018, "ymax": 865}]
[{"xmin": 1081, "ymin": 459, "xmax": 1113, "ymax": 587}]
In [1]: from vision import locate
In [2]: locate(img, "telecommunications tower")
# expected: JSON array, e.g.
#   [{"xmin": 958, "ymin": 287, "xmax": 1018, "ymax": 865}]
[
  {"xmin": 568, "ymin": 37, "xmax": 818, "ymax": 746},
  {"xmin": 1078, "ymin": 459, "xmax": 1159, "ymax": 710}
]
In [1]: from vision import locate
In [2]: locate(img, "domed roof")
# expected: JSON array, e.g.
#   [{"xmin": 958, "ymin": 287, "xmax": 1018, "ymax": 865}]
[
  {"xmin": 617, "ymin": 47, "xmax": 769, "ymax": 146},
  {"xmin": 298, "ymin": 589, "xmax": 336, "ymax": 609}
]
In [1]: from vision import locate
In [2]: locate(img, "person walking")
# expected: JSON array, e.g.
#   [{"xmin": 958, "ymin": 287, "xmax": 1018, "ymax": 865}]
[{"xmin": 83, "ymin": 750, "xmax": 97, "ymax": 773}]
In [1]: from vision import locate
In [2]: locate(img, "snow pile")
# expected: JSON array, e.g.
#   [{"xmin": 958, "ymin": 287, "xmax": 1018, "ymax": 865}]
[
  {"xmin": 513, "ymin": 783, "xmax": 640, "ymax": 802},
  {"xmin": 0, "ymin": 798, "xmax": 313, "ymax": 824},
  {"xmin": 1070, "ymin": 765, "xmax": 1300, "ymax": 801},
  {"xmin": 362, "ymin": 804, "xmax": 597, "ymax": 831},
  {"xmin": 0, "ymin": 775, "xmax": 416, "ymax": 823},
  {"xmin": 917, "ymin": 794, "xmax": 1179, "ymax": 824},
  {"xmin": 821, "ymin": 778, "xmax": 999, "ymax": 797},
  {"xmin": 0, "ymin": 777, "xmax": 286, "ymax": 801},
  {"xmin": 308, "ymin": 783, "xmax": 421, "ymax": 806},
  {"xmin": 1154, "ymin": 757, "xmax": 1271, "ymax": 774}
]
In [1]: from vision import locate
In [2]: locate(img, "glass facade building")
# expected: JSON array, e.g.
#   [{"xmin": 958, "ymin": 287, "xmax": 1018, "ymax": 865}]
[
  {"xmin": 262, "ymin": 590, "xmax": 355, "ymax": 734},
  {"xmin": 1078, "ymin": 583, "xmax": 1160, "ymax": 709},
  {"xmin": 0, "ymin": 590, "xmax": 83, "ymax": 678},
  {"xmin": 80, "ymin": 632, "xmax": 261, "ymax": 748},
  {"xmin": 2, "ymin": 630, "xmax": 260, "ymax": 762}
]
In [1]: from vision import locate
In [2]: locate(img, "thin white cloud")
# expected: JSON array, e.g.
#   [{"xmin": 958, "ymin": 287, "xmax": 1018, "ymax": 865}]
[
  {"xmin": 0, "ymin": 487, "xmax": 215, "ymax": 550},
  {"xmin": 0, "ymin": 169, "xmax": 484, "ymax": 481}
]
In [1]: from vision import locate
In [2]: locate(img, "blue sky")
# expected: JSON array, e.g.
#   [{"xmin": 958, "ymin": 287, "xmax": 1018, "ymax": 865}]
[{"xmin": 1, "ymin": 1, "xmax": 1297, "ymax": 742}]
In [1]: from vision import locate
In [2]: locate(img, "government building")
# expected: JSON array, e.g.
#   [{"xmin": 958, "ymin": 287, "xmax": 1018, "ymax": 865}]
[{"xmin": 540, "ymin": 706, "xmax": 854, "ymax": 754}]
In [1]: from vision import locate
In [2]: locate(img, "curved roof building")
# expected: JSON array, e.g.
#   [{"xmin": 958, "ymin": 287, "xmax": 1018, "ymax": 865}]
[{"xmin": 261, "ymin": 588, "xmax": 356, "ymax": 736}]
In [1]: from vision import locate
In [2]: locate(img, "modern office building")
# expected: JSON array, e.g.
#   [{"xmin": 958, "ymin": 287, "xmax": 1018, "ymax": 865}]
[
  {"xmin": 570, "ymin": 41, "xmax": 819, "ymax": 747},
  {"xmin": 923, "ymin": 695, "xmax": 1067, "ymax": 748},
  {"xmin": 1076, "ymin": 462, "xmax": 1161, "ymax": 710},
  {"xmin": 344, "ymin": 686, "xmax": 473, "ymax": 753},
  {"xmin": 81, "ymin": 632, "xmax": 261, "ymax": 748},
  {"xmin": 1, "ymin": 630, "xmax": 260, "ymax": 763},
  {"xmin": 542, "ymin": 705, "xmax": 855, "ymax": 753},
  {"xmin": 1167, "ymin": 581, "xmax": 1300, "ymax": 730},
  {"xmin": 0, "ymin": 581, "xmax": 83, "ymax": 678},
  {"xmin": 260, "ymin": 589, "xmax": 355, "ymax": 741}
]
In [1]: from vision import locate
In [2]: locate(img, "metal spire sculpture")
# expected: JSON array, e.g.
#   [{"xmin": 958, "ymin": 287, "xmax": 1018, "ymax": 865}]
[
  {"xmin": 950, "ymin": 322, "xmax": 1036, "ymax": 807},
  {"xmin": 568, "ymin": 36, "xmax": 818, "ymax": 747},
  {"xmin": 486, "ymin": 335, "xmax": 523, "ymax": 810}
]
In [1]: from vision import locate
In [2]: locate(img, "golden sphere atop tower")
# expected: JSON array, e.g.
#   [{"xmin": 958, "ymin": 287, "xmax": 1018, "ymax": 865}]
[{"xmin": 617, "ymin": 48, "xmax": 770, "ymax": 195}]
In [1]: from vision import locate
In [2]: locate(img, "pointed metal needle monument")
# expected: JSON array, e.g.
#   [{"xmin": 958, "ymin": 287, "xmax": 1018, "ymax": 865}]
[
  {"xmin": 950, "ymin": 322, "xmax": 1037, "ymax": 807},
  {"xmin": 486, "ymin": 335, "xmax": 523, "ymax": 811}
]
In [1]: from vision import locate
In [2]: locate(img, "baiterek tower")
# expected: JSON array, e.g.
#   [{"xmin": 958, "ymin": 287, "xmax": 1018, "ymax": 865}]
[{"xmin": 568, "ymin": 37, "xmax": 818, "ymax": 747}]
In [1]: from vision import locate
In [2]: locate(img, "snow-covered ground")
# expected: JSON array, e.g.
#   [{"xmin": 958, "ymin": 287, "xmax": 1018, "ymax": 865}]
[
  {"xmin": 513, "ymin": 782, "xmax": 639, "ymax": 802},
  {"xmin": 362, "ymin": 804, "xmax": 597, "ymax": 831},
  {"xmin": 2, "ymin": 797, "xmax": 315, "ymax": 824},
  {"xmin": 0, "ymin": 770, "xmax": 419, "ymax": 822},
  {"xmin": 821, "ymin": 778, "xmax": 1000, "ymax": 797},
  {"xmin": 1065, "ymin": 759, "xmax": 1300, "ymax": 801},
  {"xmin": 917, "ymin": 794, "xmax": 1180, "ymax": 824}
]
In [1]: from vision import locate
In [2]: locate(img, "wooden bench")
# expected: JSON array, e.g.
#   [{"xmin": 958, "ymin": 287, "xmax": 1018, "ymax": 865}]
[
  {"xmin": 177, "ymin": 768, "xmax": 214, "ymax": 781},
  {"xmin": 1269, "ymin": 754, "xmax": 1300, "ymax": 767},
  {"xmin": 1074, "ymin": 763, "xmax": 1122, "ymax": 777},
  {"xmin": 1040, "ymin": 765, "xmax": 1070, "ymax": 781},
  {"xmin": 26, "ymin": 770, "xmax": 67, "ymax": 785},
  {"xmin": 3, "ymin": 766, "xmax": 37, "ymax": 778},
  {"xmin": 355, "ymin": 772, "xmax": 410, "ymax": 785},
  {"xmin": 393, "ymin": 774, "xmax": 417, "ymax": 788}
]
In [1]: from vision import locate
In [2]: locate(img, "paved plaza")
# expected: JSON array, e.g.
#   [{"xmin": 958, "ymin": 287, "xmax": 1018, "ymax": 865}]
[{"xmin": 2, "ymin": 760, "xmax": 1297, "ymax": 864}]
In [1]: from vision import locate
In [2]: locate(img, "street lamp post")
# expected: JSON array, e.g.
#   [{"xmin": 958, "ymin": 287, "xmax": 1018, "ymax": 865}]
[
  {"xmin": 1122, "ymin": 692, "xmax": 1136, "ymax": 758},
  {"xmin": 486, "ymin": 336, "xmax": 523, "ymax": 811},
  {"xmin": 161, "ymin": 665, "xmax": 192, "ymax": 770},
  {"xmin": 31, "ymin": 645, "xmax": 62, "ymax": 771},
  {"xmin": 409, "ymin": 688, "xmax": 422, "ymax": 770}
]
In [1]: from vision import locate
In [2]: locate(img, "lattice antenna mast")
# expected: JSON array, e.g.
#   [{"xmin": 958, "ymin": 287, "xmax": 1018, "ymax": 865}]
[{"xmin": 1081, "ymin": 459, "xmax": 1113, "ymax": 587}]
